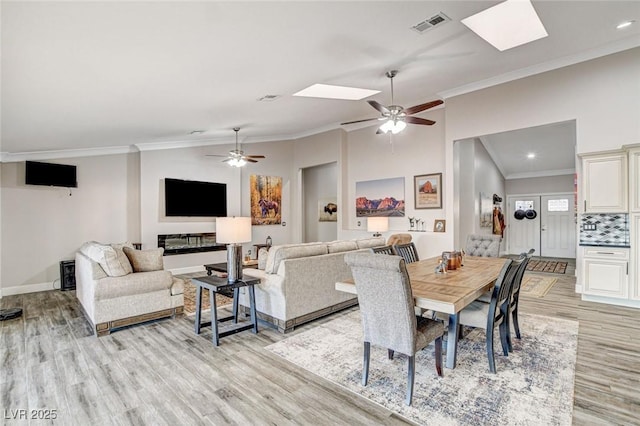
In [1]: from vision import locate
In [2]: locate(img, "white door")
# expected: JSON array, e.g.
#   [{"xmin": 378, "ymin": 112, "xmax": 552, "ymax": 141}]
[
  {"xmin": 541, "ymin": 194, "xmax": 576, "ymax": 258},
  {"xmin": 507, "ymin": 196, "xmax": 540, "ymax": 255}
]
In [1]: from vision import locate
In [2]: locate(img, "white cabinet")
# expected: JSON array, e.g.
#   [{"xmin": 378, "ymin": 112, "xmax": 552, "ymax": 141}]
[
  {"xmin": 582, "ymin": 152, "xmax": 628, "ymax": 213},
  {"xmin": 632, "ymin": 215, "xmax": 640, "ymax": 300},
  {"xmin": 583, "ymin": 247, "xmax": 629, "ymax": 299},
  {"xmin": 629, "ymin": 148, "xmax": 640, "ymax": 213}
]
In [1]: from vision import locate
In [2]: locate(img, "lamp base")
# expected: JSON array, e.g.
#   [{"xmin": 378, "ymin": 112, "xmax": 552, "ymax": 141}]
[
  {"xmin": 372, "ymin": 232, "xmax": 382, "ymax": 237},
  {"xmin": 226, "ymin": 244, "xmax": 243, "ymax": 284}
]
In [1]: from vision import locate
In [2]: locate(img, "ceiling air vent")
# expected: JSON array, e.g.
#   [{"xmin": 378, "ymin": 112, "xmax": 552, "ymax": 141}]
[
  {"xmin": 257, "ymin": 95, "xmax": 280, "ymax": 102},
  {"xmin": 411, "ymin": 12, "xmax": 451, "ymax": 34}
]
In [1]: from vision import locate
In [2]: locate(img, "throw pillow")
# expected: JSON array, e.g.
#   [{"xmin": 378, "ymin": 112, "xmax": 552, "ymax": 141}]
[
  {"xmin": 79, "ymin": 241, "xmax": 132, "ymax": 277},
  {"xmin": 123, "ymin": 247, "xmax": 165, "ymax": 272},
  {"xmin": 110, "ymin": 242, "xmax": 134, "ymax": 275},
  {"xmin": 257, "ymin": 248, "xmax": 269, "ymax": 270}
]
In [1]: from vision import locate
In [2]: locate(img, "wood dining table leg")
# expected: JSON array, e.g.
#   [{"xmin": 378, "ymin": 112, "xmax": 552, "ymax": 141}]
[{"xmin": 446, "ymin": 313, "xmax": 460, "ymax": 369}]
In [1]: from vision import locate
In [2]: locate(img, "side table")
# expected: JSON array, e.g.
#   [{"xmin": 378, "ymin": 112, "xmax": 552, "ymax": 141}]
[
  {"xmin": 204, "ymin": 261, "xmax": 259, "ymax": 276},
  {"xmin": 190, "ymin": 275, "xmax": 260, "ymax": 346}
]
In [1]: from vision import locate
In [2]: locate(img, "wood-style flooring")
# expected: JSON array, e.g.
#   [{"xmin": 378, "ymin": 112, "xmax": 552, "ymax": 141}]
[{"xmin": 1, "ymin": 262, "xmax": 639, "ymax": 425}]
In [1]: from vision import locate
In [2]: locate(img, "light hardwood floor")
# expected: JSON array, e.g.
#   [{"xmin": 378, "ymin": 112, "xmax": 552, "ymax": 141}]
[{"xmin": 1, "ymin": 264, "xmax": 639, "ymax": 425}]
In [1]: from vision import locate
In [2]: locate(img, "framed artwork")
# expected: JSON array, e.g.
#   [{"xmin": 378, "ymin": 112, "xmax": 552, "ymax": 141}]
[
  {"xmin": 479, "ymin": 192, "xmax": 493, "ymax": 228},
  {"xmin": 433, "ymin": 219, "xmax": 446, "ymax": 233},
  {"xmin": 355, "ymin": 177, "xmax": 405, "ymax": 217},
  {"xmin": 414, "ymin": 173, "xmax": 442, "ymax": 209},
  {"xmin": 318, "ymin": 198, "xmax": 338, "ymax": 222},
  {"xmin": 250, "ymin": 175, "xmax": 282, "ymax": 225}
]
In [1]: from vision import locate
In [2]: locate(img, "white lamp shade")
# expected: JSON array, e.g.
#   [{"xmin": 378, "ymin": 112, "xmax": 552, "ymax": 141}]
[
  {"xmin": 367, "ymin": 217, "xmax": 389, "ymax": 233},
  {"xmin": 216, "ymin": 217, "xmax": 252, "ymax": 244}
]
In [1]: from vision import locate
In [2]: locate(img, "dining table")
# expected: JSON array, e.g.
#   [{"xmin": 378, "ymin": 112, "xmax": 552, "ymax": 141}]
[{"xmin": 335, "ymin": 255, "xmax": 509, "ymax": 369}]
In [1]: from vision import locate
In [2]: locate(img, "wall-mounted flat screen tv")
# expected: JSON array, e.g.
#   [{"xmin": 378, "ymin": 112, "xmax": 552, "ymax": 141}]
[
  {"xmin": 25, "ymin": 161, "xmax": 78, "ymax": 188},
  {"xmin": 164, "ymin": 178, "xmax": 227, "ymax": 217}
]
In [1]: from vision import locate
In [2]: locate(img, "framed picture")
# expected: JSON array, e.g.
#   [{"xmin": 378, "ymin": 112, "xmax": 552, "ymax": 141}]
[
  {"xmin": 318, "ymin": 198, "xmax": 337, "ymax": 222},
  {"xmin": 433, "ymin": 219, "xmax": 446, "ymax": 233},
  {"xmin": 414, "ymin": 173, "xmax": 442, "ymax": 209},
  {"xmin": 355, "ymin": 177, "xmax": 405, "ymax": 217},
  {"xmin": 250, "ymin": 175, "xmax": 282, "ymax": 226}
]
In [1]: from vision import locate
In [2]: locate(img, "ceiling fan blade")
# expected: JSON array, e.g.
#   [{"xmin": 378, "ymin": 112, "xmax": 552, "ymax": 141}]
[
  {"xmin": 404, "ymin": 99, "xmax": 444, "ymax": 115},
  {"xmin": 245, "ymin": 158, "xmax": 259, "ymax": 163},
  {"xmin": 206, "ymin": 154, "xmax": 227, "ymax": 157},
  {"xmin": 375, "ymin": 128, "xmax": 384, "ymax": 135},
  {"xmin": 222, "ymin": 158, "xmax": 232, "ymax": 163},
  {"xmin": 405, "ymin": 116, "xmax": 436, "ymax": 126},
  {"xmin": 341, "ymin": 117, "xmax": 380, "ymax": 125},
  {"xmin": 245, "ymin": 155, "xmax": 265, "ymax": 159},
  {"xmin": 367, "ymin": 100, "xmax": 390, "ymax": 114}
]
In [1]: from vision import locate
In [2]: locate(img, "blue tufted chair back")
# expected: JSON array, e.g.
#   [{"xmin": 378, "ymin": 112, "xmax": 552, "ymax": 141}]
[{"xmin": 465, "ymin": 234, "xmax": 501, "ymax": 257}]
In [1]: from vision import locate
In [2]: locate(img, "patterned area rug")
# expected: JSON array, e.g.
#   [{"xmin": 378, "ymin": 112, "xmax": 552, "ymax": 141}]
[
  {"xmin": 176, "ymin": 272, "xmax": 233, "ymax": 315},
  {"xmin": 521, "ymin": 274, "xmax": 558, "ymax": 298},
  {"xmin": 526, "ymin": 260, "xmax": 567, "ymax": 274},
  {"xmin": 266, "ymin": 310, "xmax": 577, "ymax": 425}
]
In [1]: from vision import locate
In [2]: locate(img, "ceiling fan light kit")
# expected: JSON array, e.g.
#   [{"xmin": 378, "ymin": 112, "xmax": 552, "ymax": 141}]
[
  {"xmin": 341, "ymin": 70, "xmax": 443, "ymax": 134},
  {"xmin": 206, "ymin": 128, "xmax": 265, "ymax": 167}
]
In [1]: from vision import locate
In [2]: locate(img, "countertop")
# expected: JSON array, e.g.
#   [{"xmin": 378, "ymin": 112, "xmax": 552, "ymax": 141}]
[{"xmin": 579, "ymin": 243, "xmax": 630, "ymax": 248}]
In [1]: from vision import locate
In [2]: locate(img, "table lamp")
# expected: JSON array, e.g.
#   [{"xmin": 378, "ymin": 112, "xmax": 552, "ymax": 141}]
[
  {"xmin": 367, "ymin": 217, "xmax": 389, "ymax": 237},
  {"xmin": 216, "ymin": 217, "xmax": 252, "ymax": 283}
]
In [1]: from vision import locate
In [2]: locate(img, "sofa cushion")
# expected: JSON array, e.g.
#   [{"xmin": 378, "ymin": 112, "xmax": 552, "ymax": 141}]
[
  {"xmin": 123, "ymin": 247, "xmax": 165, "ymax": 272},
  {"xmin": 79, "ymin": 241, "xmax": 132, "ymax": 277},
  {"xmin": 257, "ymin": 247, "xmax": 269, "ymax": 270},
  {"xmin": 354, "ymin": 237, "xmax": 386, "ymax": 249},
  {"xmin": 94, "ymin": 270, "xmax": 173, "ymax": 300},
  {"xmin": 171, "ymin": 277, "xmax": 185, "ymax": 296},
  {"xmin": 327, "ymin": 240, "xmax": 358, "ymax": 253},
  {"xmin": 265, "ymin": 243, "xmax": 328, "ymax": 274}
]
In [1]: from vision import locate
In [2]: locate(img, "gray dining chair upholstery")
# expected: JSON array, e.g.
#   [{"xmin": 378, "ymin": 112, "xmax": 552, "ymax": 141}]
[
  {"xmin": 465, "ymin": 234, "xmax": 501, "ymax": 257},
  {"xmin": 344, "ymin": 252, "xmax": 444, "ymax": 406},
  {"xmin": 370, "ymin": 245, "xmax": 395, "ymax": 255},
  {"xmin": 393, "ymin": 242, "xmax": 420, "ymax": 263}
]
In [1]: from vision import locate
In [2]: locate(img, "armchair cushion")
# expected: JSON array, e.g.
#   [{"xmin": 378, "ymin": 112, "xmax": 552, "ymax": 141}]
[
  {"xmin": 79, "ymin": 241, "xmax": 133, "ymax": 277},
  {"xmin": 123, "ymin": 247, "xmax": 164, "ymax": 272}
]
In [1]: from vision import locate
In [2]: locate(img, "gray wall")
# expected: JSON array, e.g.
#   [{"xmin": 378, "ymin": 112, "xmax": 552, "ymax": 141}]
[
  {"xmin": 303, "ymin": 162, "xmax": 337, "ymax": 243},
  {"xmin": 506, "ymin": 174, "xmax": 575, "ymax": 195}
]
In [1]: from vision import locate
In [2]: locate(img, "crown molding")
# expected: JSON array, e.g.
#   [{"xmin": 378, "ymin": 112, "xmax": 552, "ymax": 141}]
[
  {"xmin": 506, "ymin": 168, "xmax": 575, "ymax": 180},
  {"xmin": 438, "ymin": 35, "xmax": 640, "ymax": 100},
  {"xmin": 0, "ymin": 145, "xmax": 136, "ymax": 163}
]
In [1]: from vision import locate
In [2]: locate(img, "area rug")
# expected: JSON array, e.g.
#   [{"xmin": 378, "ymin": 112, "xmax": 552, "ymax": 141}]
[
  {"xmin": 266, "ymin": 310, "xmax": 577, "ymax": 425},
  {"xmin": 521, "ymin": 274, "xmax": 558, "ymax": 298},
  {"xmin": 175, "ymin": 272, "xmax": 233, "ymax": 315},
  {"xmin": 526, "ymin": 260, "xmax": 567, "ymax": 274}
]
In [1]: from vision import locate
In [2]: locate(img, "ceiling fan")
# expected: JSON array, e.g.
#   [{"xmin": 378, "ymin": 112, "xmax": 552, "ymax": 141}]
[
  {"xmin": 207, "ymin": 128, "xmax": 265, "ymax": 167},
  {"xmin": 341, "ymin": 70, "xmax": 443, "ymax": 134}
]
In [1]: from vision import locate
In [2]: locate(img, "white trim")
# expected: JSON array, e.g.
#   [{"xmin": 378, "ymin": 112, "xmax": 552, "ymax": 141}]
[
  {"xmin": 582, "ymin": 294, "xmax": 640, "ymax": 309},
  {"xmin": 506, "ymin": 168, "xmax": 575, "ymax": 180},
  {"xmin": 1, "ymin": 281, "xmax": 58, "ymax": 297},
  {"xmin": 1, "ymin": 145, "xmax": 136, "ymax": 163},
  {"xmin": 438, "ymin": 36, "xmax": 640, "ymax": 99}
]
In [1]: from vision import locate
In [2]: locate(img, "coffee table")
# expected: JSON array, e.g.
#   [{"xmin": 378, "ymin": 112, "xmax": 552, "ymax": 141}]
[
  {"xmin": 191, "ymin": 275, "xmax": 260, "ymax": 346},
  {"xmin": 204, "ymin": 261, "xmax": 259, "ymax": 276}
]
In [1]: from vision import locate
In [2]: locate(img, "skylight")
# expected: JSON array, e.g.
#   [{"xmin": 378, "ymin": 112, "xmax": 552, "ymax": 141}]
[
  {"xmin": 293, "ymin": 84, "xmax": 380, "ymax": 100},
  {"xmin": 461, "ymin": 0, "xmax": 548, "ymax": 52}
]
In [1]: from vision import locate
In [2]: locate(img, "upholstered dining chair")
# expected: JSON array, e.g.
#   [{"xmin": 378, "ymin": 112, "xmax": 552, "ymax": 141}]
[
  {"xmin": 344, "ymin": 252, "xmax": 444, "ymax": 406},
  {"xmin": 439, "ymin": 257, "xmax": 521, "ymax": 373},
  {"xmin": 465, "ymin": 234, "xmax": 501, "ymax": 257},
  {"xmin": 386, "ymin": 233, "xmax": 412, "ymax": 246},
  {"xmin": 370, "ymin": 245, "xmax": 395, "ymax": 255},
  {"xmin": 393, "ymin": 242, "xmax": 420, "ymax": 263},
  {"xmin": 506, "ymin": 248, "xmax": 535, "ymax": 351}
]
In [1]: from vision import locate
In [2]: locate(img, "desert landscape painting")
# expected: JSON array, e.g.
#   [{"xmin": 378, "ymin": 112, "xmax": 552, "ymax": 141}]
[{"xmin": 355, "ymin": 177, "xmax": 405, "ymax": 217}]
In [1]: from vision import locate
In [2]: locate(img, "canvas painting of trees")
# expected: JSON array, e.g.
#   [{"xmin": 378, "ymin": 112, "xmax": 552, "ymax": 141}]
[{"xmin": 250, "ymin": 175, "xmax": 282, "ymax": 225}]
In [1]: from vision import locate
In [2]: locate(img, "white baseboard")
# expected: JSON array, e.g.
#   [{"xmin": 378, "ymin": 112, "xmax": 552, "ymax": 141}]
[
  {"xmin": 1, "ymin": 281, "xmax": 58, "ymax": 298},
  {"xmin": 582, "ymin": 294, "xmax": 640, "ymax": 309}
]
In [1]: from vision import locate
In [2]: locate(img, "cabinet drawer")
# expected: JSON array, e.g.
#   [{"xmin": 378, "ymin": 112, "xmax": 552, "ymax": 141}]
[{"xmin": 583, "ymin": 247, "xmax": 629, "ymax": 260}]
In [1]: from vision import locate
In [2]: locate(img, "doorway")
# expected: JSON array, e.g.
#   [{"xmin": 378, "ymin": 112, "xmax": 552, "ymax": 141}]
[{"xmin": 507, "ymin": 193, "xmax": 576, "ymax": 258}]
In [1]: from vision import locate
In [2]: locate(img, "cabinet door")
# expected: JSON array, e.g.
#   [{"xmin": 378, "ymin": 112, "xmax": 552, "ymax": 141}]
[
  {"xmin": 629, "ymin": 148, "xmax": 640, "ymax": 213},
  {"xmin": 583, "ymin": 153, "xmax": 628, "ymax": 213},
  {"xmin": 584, "ymin": 259, "xmax": 629, "ymax": 298},
  {"xmin": 632, "ymin": 215, "xmax": 640, "ymax": 300}
]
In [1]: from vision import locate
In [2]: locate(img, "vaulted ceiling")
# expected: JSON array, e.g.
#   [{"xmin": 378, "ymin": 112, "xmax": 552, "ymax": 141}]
[{"xmin": 2, "ymin": 1, "xmax": 639, "ymax": 158}]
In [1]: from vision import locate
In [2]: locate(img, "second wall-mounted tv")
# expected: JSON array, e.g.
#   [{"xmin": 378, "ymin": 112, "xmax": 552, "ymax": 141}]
[
  {"xmin": 25, "ymin": 161, "xmax": 77, "ymax": 188},
  {"xmin": 164, "ymin": 178, "xmax": 227, "ymax": 217}
]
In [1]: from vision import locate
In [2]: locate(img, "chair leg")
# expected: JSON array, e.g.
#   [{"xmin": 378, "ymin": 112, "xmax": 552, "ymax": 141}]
[
  {"xmin": 406, "ymin": 355, "xmax": 415, "ymax": 406},
  {"xmin": 388, "ymin": 349, "xmax": 394, "ymax": 360},
  {"xmin": 486, "ymin": 326, "xmax": 497, "ymax": 374},
  {"xmin": 434, "ymin": 336, "xmax": 443, "ymax": 377},
  {"xmin": 362, "ymin": 342, "xmax": 370, "ymax": 386},
  {"xmin": 512, "ymin": 307, "xmax": 521, "ymax": 340},
  {"xmin": 499, "ymin": 319, "xmax": 510, "ymax": 356}
]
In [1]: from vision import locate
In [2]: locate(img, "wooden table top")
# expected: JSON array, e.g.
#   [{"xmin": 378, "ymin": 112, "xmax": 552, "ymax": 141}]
[{"xmin": 336, "ymin": 255, "xmax": 508, "ymax": 315}]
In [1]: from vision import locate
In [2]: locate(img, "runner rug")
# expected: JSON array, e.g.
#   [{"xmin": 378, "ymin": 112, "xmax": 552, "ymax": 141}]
[
  {"xmin": 526, "ymin": 260, "xmax": 568, "ymax": 274},
  {"xmin": 266, "ymin": 310, "xmax": 577, "ymax": 425},
  {"xmin": 520, "ymin": 274, "xmax": 558, "ymax": 298}
]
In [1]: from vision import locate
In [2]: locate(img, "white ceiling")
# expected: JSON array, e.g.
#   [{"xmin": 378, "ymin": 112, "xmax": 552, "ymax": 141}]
[{"xmin": 2, "ymin": 1, "xmax": 639, "ymax": 161}]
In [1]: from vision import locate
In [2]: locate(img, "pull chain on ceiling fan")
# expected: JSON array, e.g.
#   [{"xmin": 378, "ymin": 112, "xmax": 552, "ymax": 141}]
[
  {"xmin": 341, "ymin": 70, "xmax": 443, "ymax": 134},
  {"xmin": 206, "ymin": 128, "xmax": 265, "ymax": 167}
]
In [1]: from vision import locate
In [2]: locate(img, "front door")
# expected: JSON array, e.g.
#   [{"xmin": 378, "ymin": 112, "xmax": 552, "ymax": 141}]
[
  {"xmin": 507, "ymin": 196, "xmax": 541, "ymax": 255},
  {"xmin": 540, "ymin": 194, "xmax": 576, "ymax": 258}
]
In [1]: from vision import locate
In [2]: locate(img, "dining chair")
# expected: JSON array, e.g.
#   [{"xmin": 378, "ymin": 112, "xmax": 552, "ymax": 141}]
[
  {"xmin": 386, "ymin": 233, "xmax": 412, "ymax": 246},
  {"xmin": 465, "ymin": 234, "xmax": 501, "ymax": 257},
  {"xmin": 393, "ymin": 242, "xmax": 420, "ymax": 263},
  {"xmin": 370, "ymin": 245, "xmax": 395, "ymax": 255},
  {"xmin": 344, "ymin": 252, "xmax": 444, "ymax": 406},
  {"xmin": 441, "ymin": 257, "xmax": 521, "ymax": 373},
  {"xmin": 506, "ymin": 248, "xmax": 535, "ymax": 351}
]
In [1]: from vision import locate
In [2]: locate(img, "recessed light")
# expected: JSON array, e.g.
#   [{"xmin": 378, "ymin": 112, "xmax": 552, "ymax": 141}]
[
  {"xmin": 617, "ymin": 20, "xmax": 635, "ymax": 29},
  {"xmin": 527, "ymin": 153, "xmax": 536, "ymax": 159},
  {"xmin": 461, "ymin": 0, "xmax": 548, "ymax": 51},
  {"xmin": 293, "ymin": 84, "xmax": 380, "ymax": 100}
]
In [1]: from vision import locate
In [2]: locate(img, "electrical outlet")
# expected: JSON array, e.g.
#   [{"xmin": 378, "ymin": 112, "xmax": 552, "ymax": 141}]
[{"xmin": 584, "ymin": 224, "xmax": 597, "ymax": 231}]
